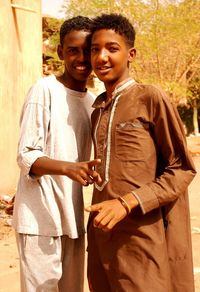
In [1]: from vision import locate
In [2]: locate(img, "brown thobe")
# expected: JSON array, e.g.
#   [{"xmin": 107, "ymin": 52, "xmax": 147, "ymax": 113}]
[{"xmin": 87, "ymin": 79, "xmax": 196, "ymax": 292}]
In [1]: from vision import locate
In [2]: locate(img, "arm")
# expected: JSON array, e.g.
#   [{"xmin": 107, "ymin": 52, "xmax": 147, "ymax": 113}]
[
  {"xmin": 86, "ymin": 86, "xmax": 196, "ymax": 230},
  {"xmin": 18, "ymin": 80, "xmax": 102, "ymax": 186},
  {"xmin": 30, "ymin": 156, "xmax": 102, "ymax": 186},
  {"xmin": 130, "ymin": 87, "xmax": 196, "ymax": 214},
  {"xmin": 85, "ymin": 192, "xmax": 138, "ymax": 231}
]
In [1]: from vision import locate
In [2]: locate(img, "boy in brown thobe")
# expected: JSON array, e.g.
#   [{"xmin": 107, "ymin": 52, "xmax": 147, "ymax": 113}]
[{"xmin": 85, "ymin": 13, "xmax": 196, "ymax": 292}]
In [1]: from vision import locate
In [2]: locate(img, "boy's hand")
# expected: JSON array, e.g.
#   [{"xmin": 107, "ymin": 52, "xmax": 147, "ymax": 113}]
[
  {"xmin": 67, "ymin": 159, "xmax": 102, "ymax": 186},
  {"xmin": 85, "ymin": 199, "xmax": 127, "ymax": 232},
  {"xmin": 30, "ymin": 157, "xmax": 102, "ymax": 186}
]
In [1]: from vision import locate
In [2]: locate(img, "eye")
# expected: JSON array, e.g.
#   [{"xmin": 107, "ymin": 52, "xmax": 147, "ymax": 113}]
[
  {"xmin": 91, "ymin": 47, "xmax": 99, "ymax": 53},
  {"xmin": 67, "ymin": 47, "xmax": 78, "ymax": 54},
  {"xmin": 109, "ymin": 46, "xmax": 118, "ymax": 52}
]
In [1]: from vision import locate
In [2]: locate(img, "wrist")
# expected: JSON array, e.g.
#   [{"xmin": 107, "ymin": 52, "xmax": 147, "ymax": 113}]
[
  {"xmin": 62, "ymin": 161, "xmax": 78, "ymax": 178},
  {"xmin": 117, "ymin": 196, "xmax": 131, "ymax": 215},
  {"xmin": 121, "ymin": 193, "xmax": 139, "ymax": 210}
]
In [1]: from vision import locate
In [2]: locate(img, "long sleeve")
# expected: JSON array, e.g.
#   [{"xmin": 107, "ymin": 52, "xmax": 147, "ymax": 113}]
[
  {"xmin": 17, "ymin": 80, "xmax": 50, "ymax": 180},
  {"xmin": 133, "ymin": 86, "xmax": 196, "ymax": 214}
]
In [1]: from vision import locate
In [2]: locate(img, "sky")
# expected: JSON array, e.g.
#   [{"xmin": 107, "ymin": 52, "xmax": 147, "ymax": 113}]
[{"xmin": 41, "ymin": 0, "xmax": 65, "ymax": 19}]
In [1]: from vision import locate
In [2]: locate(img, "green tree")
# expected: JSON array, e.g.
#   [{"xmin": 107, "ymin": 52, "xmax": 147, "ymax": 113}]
[
  {"xmin": 186, "ymin": 73, "xmax": 200, "ymax": 135},
  {"xmin": 42, "ymin": 17, "xmax": 63, "ymax": 75},
  {"xmin": 58, "ymin": 0, "xmax": 200, "ymax": 133},
  {"xmin": 133, "ymin": 0, "xmax": 200, "ymax": 133}
]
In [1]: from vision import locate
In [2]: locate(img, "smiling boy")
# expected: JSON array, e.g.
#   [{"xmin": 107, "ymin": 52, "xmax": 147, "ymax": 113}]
[
  {"xmin": 86, "ymin": 13, "xmax": 196, "ymax": 292},
  {"xmin": 12, "ymin": 16, "xmax": 101, "ymax": 292}
]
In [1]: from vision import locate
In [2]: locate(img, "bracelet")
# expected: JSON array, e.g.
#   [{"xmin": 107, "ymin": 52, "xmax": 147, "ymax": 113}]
[{"xmin": 117, "ymin": 196, "xmax": 131, "ymax": 215}]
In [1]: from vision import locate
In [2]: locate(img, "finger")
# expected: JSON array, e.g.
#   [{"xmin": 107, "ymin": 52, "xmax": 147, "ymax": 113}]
[
  {"xmin": 93, "ymin": 208, "xmax": 110, "ymax": 226},
  {"xmin": 102, "ymin": 226, "xmax": 113, "ymax": 232},
  {"xmin": 79, "ymin": 169, "xmax": 96, "ymax": 185},
  {"xmin": 87, "ymin": 169, "xmax": 102, "ymax": 184},
  {"xmin": 79, "ymin": 177, "xmax": 89, "ymax": 186},
  {"xmin": 79, "ymin": 172, "xmax": 93, "ymax": 185},
  {"xmin": 96, "ymin": 174, "xmax": 102, "ymax": 184},
  {"xmin": 94, "ymin": 212, "xmax": 113, "ymax": 229},
  {"xmin": 99, "ymin": 218, "xmax": 119, "ymax": 232},
  {"xmin": 87, "ymin": 159, "xmax": 101, "ymax": 168},
  {"xmin": 105, "ymin": 218, "xmax": 118, "ymax": 230},
  {"xmin": 84, "ymin": 174, "xmax": 94, "ymax": 184},
  {"xmin": 100, "ymin": 217, "xmax": 117, "ymax": 232},
  {"xmin": 106, "ymin": 210, "xmax": 127, "ymax": 230},
  {"xmin": 92, "ymin": 172, "xmax": 102, "ymax": 184},
  {"xmin": 84, "ymin": 203, "xmax": 102, "ymax": 213}
]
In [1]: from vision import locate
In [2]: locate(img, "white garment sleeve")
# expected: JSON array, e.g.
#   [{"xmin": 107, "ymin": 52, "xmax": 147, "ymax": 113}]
[{"xmin": 17, "ymin": 81, "xmax": 50, "ymax": 180}]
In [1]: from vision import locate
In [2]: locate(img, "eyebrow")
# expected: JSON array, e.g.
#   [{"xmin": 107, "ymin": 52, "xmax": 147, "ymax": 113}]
[
  {"xmin": 66, "ymin": 46, "xmax": 78, "ymax": 50},
  {"xmin": 91, "ymin": 42, "xmax": 120, "ymax": 46}
]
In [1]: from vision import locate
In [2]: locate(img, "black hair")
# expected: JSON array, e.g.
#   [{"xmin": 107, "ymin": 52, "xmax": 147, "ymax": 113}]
[
  {"xmin": 60, "ymin": 16, "xmax": 93, "ymax": 46},
  {"xmin": 91, "ymin": 13, "xmax": 135, "ymax": 48}
]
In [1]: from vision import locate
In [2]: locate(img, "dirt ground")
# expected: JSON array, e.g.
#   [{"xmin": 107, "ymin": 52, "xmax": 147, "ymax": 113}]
[{"xmin": 0, "ymin": 136, "xmax": 200, "ymax": 292}]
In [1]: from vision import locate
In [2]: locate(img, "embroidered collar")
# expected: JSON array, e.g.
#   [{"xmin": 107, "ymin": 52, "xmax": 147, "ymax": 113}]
[
  {"xmin": 92, "ymin": 78, "xmax": 136, "ymax": 109},
  {"xmin": 112, "ymin": 78, "xmax": 135, "ymax": 97}
]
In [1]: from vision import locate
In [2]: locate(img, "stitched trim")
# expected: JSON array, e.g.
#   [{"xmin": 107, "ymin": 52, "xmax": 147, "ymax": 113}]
[
  {"xmin": 95, "ymin": 79, "xmax": 136, "ymax": 191},
  {"xmin": 131, "ymin": 190, "xmax": 145, "ymax": 214},
  {"xmin": 95, "ymin": 94, "xmax": 120, "ymax": 191}
]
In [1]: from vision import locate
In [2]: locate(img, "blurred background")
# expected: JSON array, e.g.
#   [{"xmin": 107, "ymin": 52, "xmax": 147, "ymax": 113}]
[
  {"xmin": 0, "ymin": 1, "xmax": 199, "ymax": 291},
  {"xmin": 0, "ymin": 0, "xmax": 199, "ymax": 194}
]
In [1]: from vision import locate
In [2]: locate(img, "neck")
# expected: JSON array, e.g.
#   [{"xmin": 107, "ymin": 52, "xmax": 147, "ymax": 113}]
[
  {"xmin": 104, "ymin": 77, "xmax": 131, "ymax": 101},
  {"xmin": 57, "ymin": 73, "xmax": 87, "ymax": 92},
  {"xmin": 104, "ymin": 70, "xmax": 131, "ymax": 101},
  {"xmin": 105, "ymin": 87, "xmax": 113, "ymax": 101},
  {"xmin": 104, "ymin": 81, "xmax": 119, "ymax": 101}
]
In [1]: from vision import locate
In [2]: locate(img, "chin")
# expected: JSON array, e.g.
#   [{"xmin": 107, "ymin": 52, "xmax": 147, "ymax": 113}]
[
  {"xmin": 77, "ymin": 73, "xmax": 91, "ymax": 81},
  {"xmin": 98, "ymin": 76, "xmax": 113, "ymax": 83},
  {"xmin": 76, "ymin": 77, "xmax": 89, "ymax": 82}
]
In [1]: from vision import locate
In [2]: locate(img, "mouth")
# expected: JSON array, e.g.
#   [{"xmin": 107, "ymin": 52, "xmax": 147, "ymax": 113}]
[
  {"xmin": 75, "ymin": 65, "xmax": 91, "ymax": 72},
  {"xmin": 96, "ymin": 66, "xmax": 111, "ymax": 74}
]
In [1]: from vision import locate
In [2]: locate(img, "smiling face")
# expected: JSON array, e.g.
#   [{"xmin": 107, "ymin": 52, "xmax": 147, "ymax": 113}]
[
  {"xmin": 57, "ymin": 30, "xmax": 92, "ymax": 90},
  {"xmin": 91, "ymin": 29, "xmax": 136, "ymax": 91}
]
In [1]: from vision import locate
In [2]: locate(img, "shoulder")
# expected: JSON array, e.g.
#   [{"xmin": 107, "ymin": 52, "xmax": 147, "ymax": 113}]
[
  {"xmin": 132, "ymin": 83, "xmax": 171, "ymax": 106},
  {"xmin": 33, "ymin": 75, "xmax": 57, "ymax": 91},
  {"xmin": 24, "ymin": 75, "xmax": 57, "ymax": 107},
  {"xmin": 29, "ymin": 75, "xmax": 59, "ymax": 91}
]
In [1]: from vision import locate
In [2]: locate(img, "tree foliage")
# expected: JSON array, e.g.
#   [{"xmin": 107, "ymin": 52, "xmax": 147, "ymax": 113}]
[
  {"xmin": 45, "ymin": 0, "xmax": 200, "ymax": 133},
  {"xmin": 42, "ymin": 17, "xmax": 63, "ymax": 75},
  {"xmin": 62, "ymin": 0, "xmax": 199, "ymax": 97}
]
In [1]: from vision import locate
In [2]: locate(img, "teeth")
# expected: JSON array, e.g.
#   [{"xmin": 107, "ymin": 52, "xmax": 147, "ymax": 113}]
[{"xmin": 76, "ymin": 66, "xmax": 86, "ymax": 70}]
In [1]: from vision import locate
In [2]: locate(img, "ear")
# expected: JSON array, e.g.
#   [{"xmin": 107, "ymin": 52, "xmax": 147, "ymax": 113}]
[
  {"xmin": 57, "ymin": 44, "xmax": 64, "ymax": 60},
  {"xmin": 128, "ymin": 48, "xmax": 136, "ymax": 63}
]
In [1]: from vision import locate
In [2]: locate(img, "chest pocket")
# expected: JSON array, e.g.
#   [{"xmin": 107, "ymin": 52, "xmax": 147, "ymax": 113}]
[{"xmin": 114, "ymin": 120, "xmax": 151, "ymax": 162}]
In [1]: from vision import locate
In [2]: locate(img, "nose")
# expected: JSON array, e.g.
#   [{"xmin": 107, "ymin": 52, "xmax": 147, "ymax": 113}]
[
  {"xmin": 98, "ymin": 49, "xmax": 108, "ymax": 62},
  {"xmin": 78, "ymin": 50, "xmax": 85, "ymax": 62}
]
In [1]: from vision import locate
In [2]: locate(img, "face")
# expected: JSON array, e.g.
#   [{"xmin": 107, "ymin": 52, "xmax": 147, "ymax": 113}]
[
  {"xmin": 57, "ymin": 30, "xmax": 92, "ymax": 87},
  {"xmin": 91, "ymin": 29, "xmax": 136, "ymax": 89}
]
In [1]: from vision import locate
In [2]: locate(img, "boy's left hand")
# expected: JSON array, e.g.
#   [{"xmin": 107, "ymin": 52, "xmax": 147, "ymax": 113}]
[{"xmin": 85, "ymin": 199, "xmax": 127, "ymax": 232}]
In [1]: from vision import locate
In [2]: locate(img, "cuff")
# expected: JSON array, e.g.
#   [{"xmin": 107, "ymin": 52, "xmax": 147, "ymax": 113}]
[
  {"xmin": 18, "ymin": 150, "xmax": 48, "ymax": 181},
  {"xmin": 131, "ymin": 184, "xmax": 159, "ymax": 214}
]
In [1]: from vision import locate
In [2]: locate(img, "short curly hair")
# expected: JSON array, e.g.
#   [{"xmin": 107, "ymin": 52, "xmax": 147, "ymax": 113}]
[
  {"xmin": 60, "ymin": 16, "xmax": 93, "ymax": 46},
  {"xmin": 91, "ymin": 13, "xmax": 135, "ymax": 48}
]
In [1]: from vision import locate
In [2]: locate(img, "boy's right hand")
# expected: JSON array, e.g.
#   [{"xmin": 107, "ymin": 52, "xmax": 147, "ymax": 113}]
[
  {"xmin": 66, "ymin": 159, "xmax": 102, "ymax": 186},
  {"xmin": 30, "ymin": 157, "xmax": 102, "ymax": 186}
]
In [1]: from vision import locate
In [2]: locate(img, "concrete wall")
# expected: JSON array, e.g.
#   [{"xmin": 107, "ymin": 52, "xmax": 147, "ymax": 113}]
[{"xmin": 0, "ymin": 0, "xmax": 42, "ymax": 193}]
